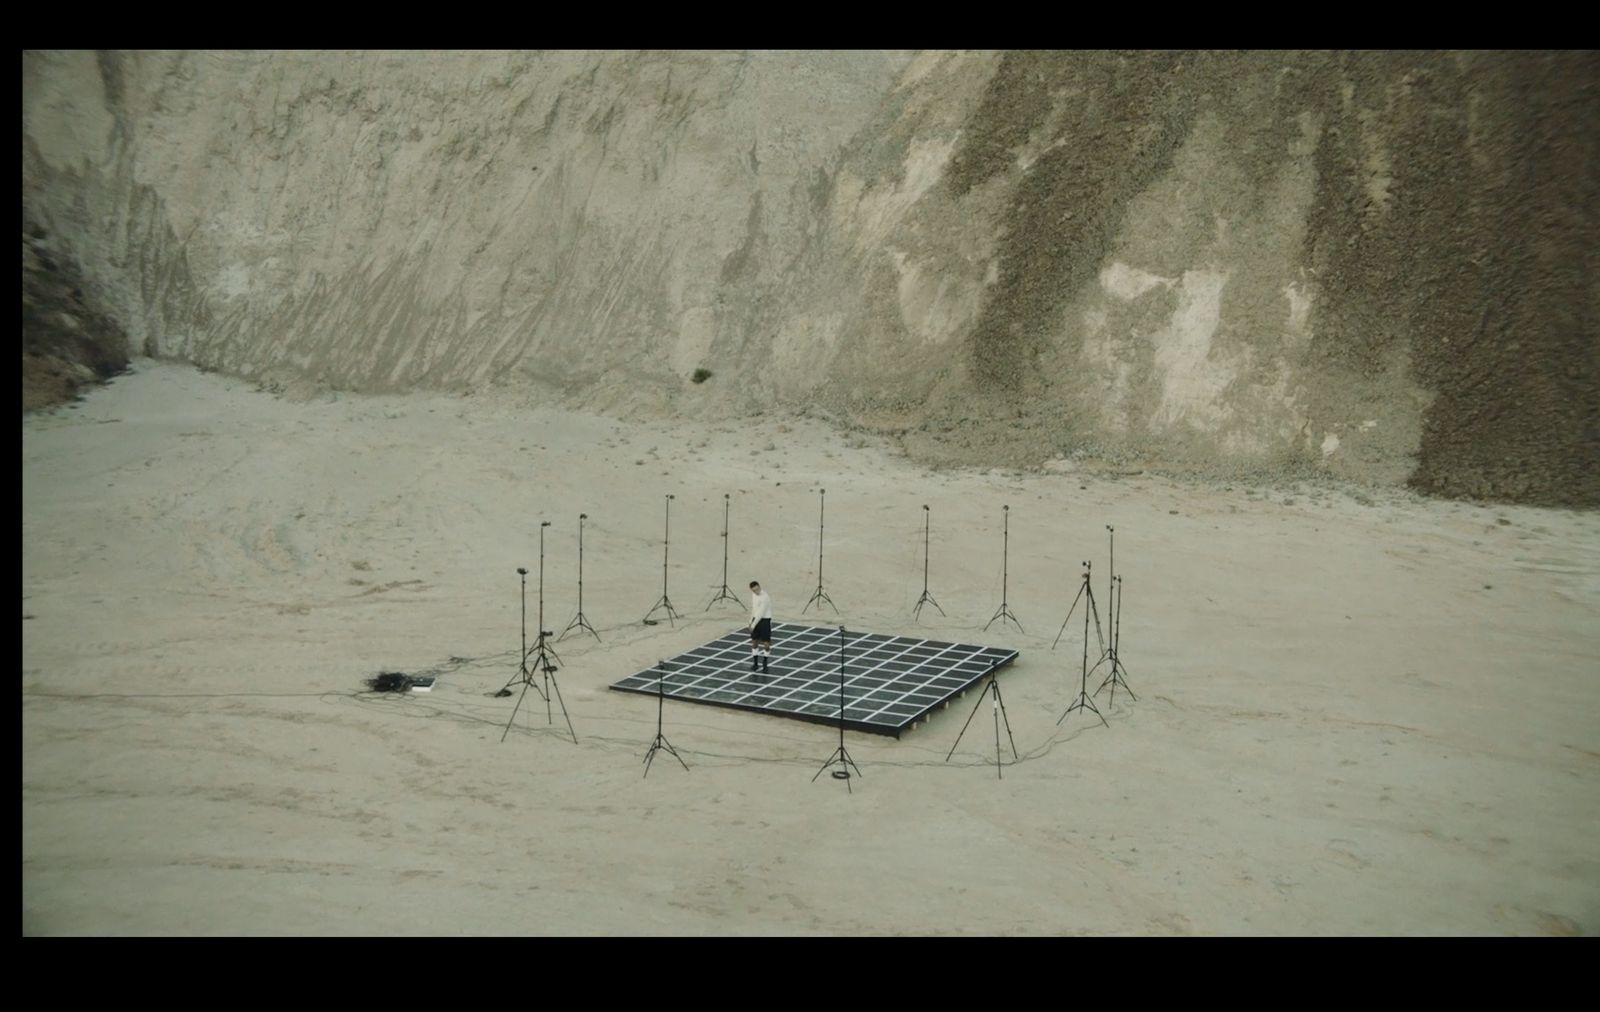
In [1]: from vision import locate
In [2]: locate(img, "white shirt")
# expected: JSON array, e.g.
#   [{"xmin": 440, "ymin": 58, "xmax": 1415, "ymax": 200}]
[{"xmin": 750, "ymin": 590, "xmax": 772, "ymax": 623}]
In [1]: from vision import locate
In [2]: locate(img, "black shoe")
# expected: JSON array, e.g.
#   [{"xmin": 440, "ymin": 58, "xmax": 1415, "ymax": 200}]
[{"xmin": 761, "ymin": 658, "xmax": 769, "ymax": 673}]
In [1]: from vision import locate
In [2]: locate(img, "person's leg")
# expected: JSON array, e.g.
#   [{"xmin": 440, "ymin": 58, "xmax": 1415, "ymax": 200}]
[
  {"xmin": 750, "ymin": 634, "xmax": 761, "ymax": 670},
  {"xmin": 752, "ymin": 619, "xmax": 772, "ymax": 673}
]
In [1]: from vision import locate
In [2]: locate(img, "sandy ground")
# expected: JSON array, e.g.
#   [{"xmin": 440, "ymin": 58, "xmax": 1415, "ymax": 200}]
[{"xmin": 21, "ymin": 361, "xmax": 1600, "ymax": 935}]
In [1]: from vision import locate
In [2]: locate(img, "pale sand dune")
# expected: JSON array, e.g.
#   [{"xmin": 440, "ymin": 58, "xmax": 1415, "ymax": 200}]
[{"xmin": 22, "ymin": 362, "xmax": 1600, "ymax": 935}]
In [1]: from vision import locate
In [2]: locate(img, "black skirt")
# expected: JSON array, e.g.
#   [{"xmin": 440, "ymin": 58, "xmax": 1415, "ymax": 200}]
[{"xmin": 751, "ymin": 618, "xmax": 772, "ymax": 641}]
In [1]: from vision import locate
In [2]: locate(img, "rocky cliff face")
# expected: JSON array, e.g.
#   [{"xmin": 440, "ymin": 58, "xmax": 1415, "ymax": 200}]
[
  {"xmin": 21, "ymin": 50, "xmax": 1599, "ymax": 506},
  {"xmin": 22, "ymin": 217, "xmax": 129, "ymax": 410}
]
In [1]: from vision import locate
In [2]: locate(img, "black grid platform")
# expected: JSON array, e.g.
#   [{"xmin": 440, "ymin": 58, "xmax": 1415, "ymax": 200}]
[{"xmin": 610, "ymin": 622, "xmax": 1019, "ymax": 737}]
